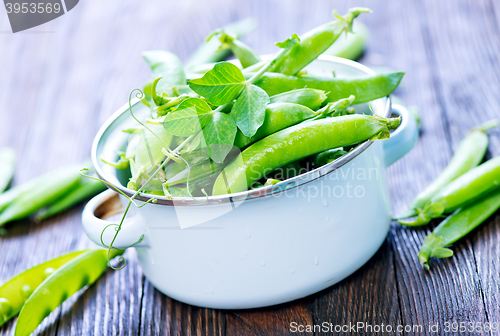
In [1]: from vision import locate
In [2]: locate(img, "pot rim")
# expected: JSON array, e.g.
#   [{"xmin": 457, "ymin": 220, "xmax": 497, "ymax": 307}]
[{"xmin": 92, "ymin": 55, "xmax": 392, "ymax": 206}]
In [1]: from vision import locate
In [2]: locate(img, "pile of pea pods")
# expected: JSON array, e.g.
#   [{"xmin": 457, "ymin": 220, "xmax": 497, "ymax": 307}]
[
  {"xmin": 107, "ymin": 7, "xmax": 404, "ymax": 202},
  {"xmin": 397, "ymin": 120, "xmax": 500, "ymax": 269}
]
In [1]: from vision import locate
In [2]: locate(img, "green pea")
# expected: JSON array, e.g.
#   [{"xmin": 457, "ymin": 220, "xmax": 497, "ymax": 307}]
[
  {"xmin": 269, "ymin": 7, "xmax": 370, "ymax": 75},
  {"xmin": 399, "ymin": 120, "xmax": 497, "ymax": 218},
  {"xmin": 0, "ymin": 147, "xmax": 16, "ymax": 193},
  {"xmin": 36, "ymin": 179, "xmax": 107, "ymax": 221},
  {"xmin": 418, "ymin": 190, "xmax": 500, "ymax": 269},
  {"xmin": 213, "ymin": 114, "xmax": 400, "ymax": 195},
  {"xmin": 0, "ymin": 165, "xmax": 82, "ymax": 226},
  {"xmin": 254, "ymin": 72, "xmax": 404, "ymax": 105},
  {"xmin": 0, "ymin": 298, "xmax": 12, "ymax": 316},
  {"xmin": 0, "ymin": 251, "xmax": 84, "ymax": 327},
  {"xmin": 15, "ymin": 249, "xmax": 123, "ymax": 336},
  {"xmin": 400, "ymin": 156, "xmax": 500, "ymax": 226},
  {"xmin": 20, "ymin": 285, "xmax": 33, "ymax": 299},
  {"xmin": 43, "ymin": 268, "xmax": 56, "ymax": 278},
  {"xmin": 269, "ymin": 89, "xmax": 327, "ymax": 110}
]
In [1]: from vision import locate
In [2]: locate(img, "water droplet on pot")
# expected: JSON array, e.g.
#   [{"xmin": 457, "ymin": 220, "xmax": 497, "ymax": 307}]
[
  {"xmin": 322, "ymin": 199, "xmax": 328, "ymax": 207},
  {"xmin": 314, "ymin": 256, "xmax": 319, "ymax": 265},
  {"xmin": 289, "ymin": 268, "xmax": 295, "ymax": 274},
  {"xmin": 324, "ymin": 216, "xmax": 330, "ymax": 223},
  {"xmin": 261, "ymin": 261, "xmax": 266, "ymax": 266},
  {"xmin": 245, "ymin": 228, "xmax": 251, "ymax": 238}
]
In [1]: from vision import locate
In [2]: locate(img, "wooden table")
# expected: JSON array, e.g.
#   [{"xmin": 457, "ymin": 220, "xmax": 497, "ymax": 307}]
[{"xmin": 1, "ymin": 0, "xmax": 500, "ymax": 335}]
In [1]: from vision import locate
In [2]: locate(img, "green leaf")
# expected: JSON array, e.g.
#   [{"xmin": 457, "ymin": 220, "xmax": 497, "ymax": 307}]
[
  {"xmin": 202, "ymin": 112, "xmax": 237, "ymax": 163},
  {"xmin": 161, "ymin": 98, "xmax": 213, "ymax": 137},
  {"xmin": 143, "ymin": 51, "xmax": 187, "ymax": 94},
  {"xmin": 189, "ymin": 62, "xmax": 246, "ymax": 106},
  {"xmin": 275, "ymin": 33, "xmax": 300, "ymax": 49},
  {"xmin": 231, "ymin": 84, "xmax": 269, "ymax": 137}
]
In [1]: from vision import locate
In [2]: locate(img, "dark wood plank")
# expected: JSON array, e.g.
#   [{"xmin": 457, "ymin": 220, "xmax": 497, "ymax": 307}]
[{"xmin": 226, "ymin": 302, "xmax": 313, "ymax": 336}]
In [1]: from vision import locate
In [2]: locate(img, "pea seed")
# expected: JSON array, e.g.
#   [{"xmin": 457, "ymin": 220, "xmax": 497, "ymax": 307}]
[
  {"xmin": 43, "ymin": 267, "xmax": 56, "ymax": 278},
  {"xmin": 0, "ymin": 298, "xmax": 12, "ymax": 315},
  {"xmin": 20, "ymin": 284, "xmax": 33, "ymax": 299}
]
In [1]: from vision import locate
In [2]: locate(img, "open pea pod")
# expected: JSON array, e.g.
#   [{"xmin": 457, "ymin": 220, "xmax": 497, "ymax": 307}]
[
  {"xmin": 15, "ymin": 249, "xmax": 122, "ymax": 336},
  {"xmin": 0, "ymin": 250, "xmax": 85, "ymax": 327}
]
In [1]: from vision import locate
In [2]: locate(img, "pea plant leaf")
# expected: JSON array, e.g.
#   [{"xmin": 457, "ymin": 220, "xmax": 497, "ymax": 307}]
[
  {"xmin": 231, "ymin": 84, "xmax": 270, "ymax": 137},
  {"xmin": 161, "ymin": 98, "xmax": 213, "ymax": 137},
  {"xmin": 143, "ymin": 51, "xmax": 187, "ymax": 94},
  {"xmin": 202, "ymin": 112, "xmax": 237, "ymax": 163},
  {"xmin": 188, "ymin": 62, "xmax": 246, "ymax": 106}
]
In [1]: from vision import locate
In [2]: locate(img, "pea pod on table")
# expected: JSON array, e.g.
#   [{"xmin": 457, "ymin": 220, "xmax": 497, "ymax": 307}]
[
  {"xmin": 398, "ymin": 120, "xmax": 497, "ymax": 219},
  {"xmin": 0, "ymin": 165, "xmax": 82, "ymax": 226},
  {"xmin": 418, "ymin": 190, "xmax": 500, "ymax": 269},
  {"xmin": 254, "ymin": 72, "xmax": 404, "ymax": 105},
  {"xmin": 15, "ymin": 249, "xmax": 123, "ymax": 336},
  {"xmin": 269, "ymin": 7, "xmax": 371, "ymax": 75},
  {"xmin": 0, "ymin": 147, "xmax": 16, "ymax": 193},
  {"xmin": 213, "ymin": 114, "xmax": 401, "ymax": 195},
  {"xmin": 36, "ymin": 179, "xmax": 107, "ymax": 221},
  {"xmin": 0, "ymin": 250, "xmax": 85, "ymax": 327},
  {"xmin": 400, "ymin": 156, "xmax": 500, "ymax": 226}
]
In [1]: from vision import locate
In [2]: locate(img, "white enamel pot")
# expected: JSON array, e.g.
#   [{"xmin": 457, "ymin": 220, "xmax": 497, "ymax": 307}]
[{"xmin": 82, "ymin": 56, "xmax": 419, "ymax": 309}]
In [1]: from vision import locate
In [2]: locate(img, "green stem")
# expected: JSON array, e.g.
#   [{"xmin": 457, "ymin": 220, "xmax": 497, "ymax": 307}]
[{"xmin": 247, "ymin": 47, "xmax": 290, "ymax": 85}]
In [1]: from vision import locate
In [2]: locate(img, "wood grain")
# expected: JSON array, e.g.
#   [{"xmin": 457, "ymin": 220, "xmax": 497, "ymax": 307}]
[{"xmin": 1, "ymin": 0, "xmax": 500, "ymax": 335}]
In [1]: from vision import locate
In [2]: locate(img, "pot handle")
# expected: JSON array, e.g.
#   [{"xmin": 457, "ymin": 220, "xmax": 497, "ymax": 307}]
[
  {"xmin": 82, "ymin": 189, "xmax": 149, "ymax": 248},
  {"xmin": 382, "ymin": 103, "xmax": 419, "ymax": 167}
]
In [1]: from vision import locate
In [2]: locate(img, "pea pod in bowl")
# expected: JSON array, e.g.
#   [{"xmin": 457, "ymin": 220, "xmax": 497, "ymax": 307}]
[{"xmin": 85, "ymin": 55, "xmax": 418, "ymax": 309}]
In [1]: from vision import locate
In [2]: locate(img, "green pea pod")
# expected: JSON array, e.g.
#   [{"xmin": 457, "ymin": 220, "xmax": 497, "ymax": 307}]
[
  {"xmin": 313, "ymin": 148, "xmax": 348, "ymax": 168},
  {"xmin": 185, "ymin": 17, "xmax": 258, "ymax": 70},
  {"xmin": 0, "ymin": 181, "xmax": 34, "ymax": 214},
  {"xmin": 36, "ymin": 179, "xmax": 107, "ymax": 221},
  {"xmin": 269, "ymin": 89, "xmax": 327, "ymax": 110},
  {"xmin": 254, "ymin": 72, "xmax": 404, "ymax": 105},
  {"xmin": 267, "ymin": 161, "xmax": 305, "ymax": 181},
  {"xmin": 399, "ymin": 120, "xmax": 497, "ymax": 219},
  {"xmin": 400, "ymin": 156, "xmax": 500, "ymax": 226},
  {"xmin": 0, "ymin": 148, "xmax": 16, "ymax": 193},
  {"xmin": 213, "ymin": 114, "xmax": 401, "ymax": 195},
  {"xmin": 269, "ymin": 7, "xmax": 370, "ymax": 75},
  {"xmin": 0, "ymin": 250, "xmax": 85, "ymax": 327},
  {"xmin": 209, "ymin": 30, "xmax": 261, "ymax": 68},
  {"xmin": 142, "ymin": 51, "xmax": 187, "ymax": 98},
  {"xmin": 325, "ymin": 20, "xmax": 368, "ymax": 60},
  {"xmin": 15, "ymin": 249, "xmax": 122, "ymax": 336},
  {"xmin": 234, "ymin": 103, "xmax": 316, "ymax": 149},
  {"xmin": 418, "ymin": 190, "xmax": 500, "ymax": 269},
  {"xmin": 0, "ymin": 165, "xmax": 82, "ymax": 226},
  {"xmin": 165, "ymin": 160, "xmax": 225, "ymax": 187}
]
